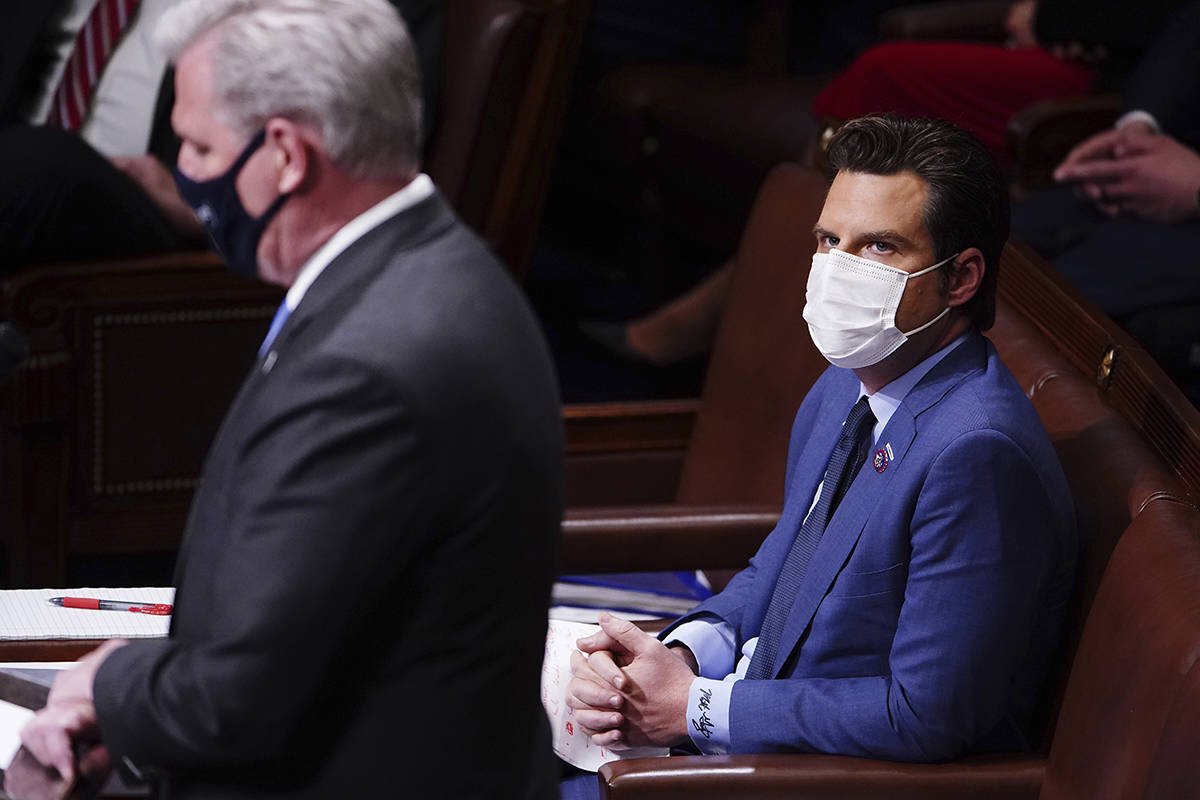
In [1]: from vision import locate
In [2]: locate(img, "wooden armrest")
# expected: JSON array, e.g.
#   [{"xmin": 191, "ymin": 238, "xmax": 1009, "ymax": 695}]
[
  {"xmin": 564, "ymin": 400, "xmax": 699, "ymax": 507},
  {"xmin": 1007, "ymin": 94, "xmax": 1121, "ymax": 193},
  {"xmin": 599, "ymin": 753, "xmax": 1044, "ymax": 799},
  {"xmin": 0, "ymin": 640, "xmax": 106, "ymax": 662},
  {"xmin": 559, "ymin": 505, "xmax": 779, "ymax": 573},
  {"xmin": 878, "ymin": 0, "xmax": 1012, "ymax": 43},
  {"xmin": 564, "ymin": 400, "xmax": 699, "ymax": 455}
]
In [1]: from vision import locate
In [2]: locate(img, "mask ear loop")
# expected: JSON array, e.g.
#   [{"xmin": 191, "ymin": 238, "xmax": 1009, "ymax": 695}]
[
  {"xmin": 905, "ymin": 251, "xmax": 959, "ymax": 280},
  {"xmin": 898, "ymin": 252, "xmax": 960, "ymax": 336}
]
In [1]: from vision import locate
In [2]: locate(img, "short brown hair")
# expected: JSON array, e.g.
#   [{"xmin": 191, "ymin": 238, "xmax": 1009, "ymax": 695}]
[{"xmin": 825, "ymin": 114, "xmax": 1008, "ymax": 330}]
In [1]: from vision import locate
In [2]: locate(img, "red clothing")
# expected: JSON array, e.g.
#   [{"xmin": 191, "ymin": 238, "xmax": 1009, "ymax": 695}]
[{"xmin": 812, "ymin": 42, "xmax": 1095, "ymax": 162}]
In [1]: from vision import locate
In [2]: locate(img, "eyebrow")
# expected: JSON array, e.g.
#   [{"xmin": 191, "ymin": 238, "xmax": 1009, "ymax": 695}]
[{"xmin": 813, "ymin": 225, "xmax": 918, "ymax": 248}]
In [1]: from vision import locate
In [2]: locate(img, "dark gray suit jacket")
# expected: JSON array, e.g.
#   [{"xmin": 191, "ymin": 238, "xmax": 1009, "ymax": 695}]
[{"xmin": 91, "ymin": 191, "xmax": 563, "ymax": 799}]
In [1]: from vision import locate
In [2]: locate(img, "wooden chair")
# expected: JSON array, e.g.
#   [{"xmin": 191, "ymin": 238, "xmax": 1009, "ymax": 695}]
[
  {"xmin": 561, "ymin": 164, "xmax": 832, "ymax": 574},
  {"xmin": 429, "ymin": 0, "xmax": 589, "ymax": 278},
  {"xmin": 0, "ymin": 0, "xmax": 589, "ymax": 588}
]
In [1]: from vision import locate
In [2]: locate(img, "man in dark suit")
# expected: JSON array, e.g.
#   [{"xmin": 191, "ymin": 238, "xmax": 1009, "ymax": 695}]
[
  {"xmin": 1013, "ymin": 0, "xmax": 1200, "ymax": 317},
  {"xmin": 564, "ymin": 116, "xmax": 1076, "ymax": 787},
  {"xmin": 1012, "ymin": 0, "xmax": 1200, "ymax": 398},
  {"xmin": 18, "ymin": 1, "xmax": 562, "ymax": 798},
  {"xmin": 0, "ymin": 0, "xmax": 442, "ymax": 271}
]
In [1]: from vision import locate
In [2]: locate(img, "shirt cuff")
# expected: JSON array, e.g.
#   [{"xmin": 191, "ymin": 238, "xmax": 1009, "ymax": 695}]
[
  {"xmin": 1115, "ymin": 110, "xmax": 1160, "ymax": 134},
  {"xmin": 663, "ymin": 617, "xmax": 737, "ymax": 678},
  {"xmin": 686, "ymin": 676, "xmax": 735, "ymax": 754}
]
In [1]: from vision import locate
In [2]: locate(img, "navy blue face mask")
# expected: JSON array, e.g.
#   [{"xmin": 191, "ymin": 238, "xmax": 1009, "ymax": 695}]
[{"xmin": 174, "ymin": 129, "xmax": 290, "ymax": 278}]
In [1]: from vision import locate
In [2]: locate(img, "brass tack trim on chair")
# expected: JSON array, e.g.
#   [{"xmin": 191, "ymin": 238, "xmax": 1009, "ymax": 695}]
[
  {"xmin": 1099, "ymin": 347, "xmax": 1118, "ymax": 391},
  {"xmin": 1096, "ymin": 346, "xmax": 1117, "ymax": 390},
  {"xmin": 91, "ymin": 306, "xmax": 277, "ymax": 494}
]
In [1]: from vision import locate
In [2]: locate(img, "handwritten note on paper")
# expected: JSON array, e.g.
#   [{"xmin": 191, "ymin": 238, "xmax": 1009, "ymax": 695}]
[
  {"xmin": 541, "ymin": 619, "xmax": 670, "ymax": 772},
  {"xmin": 0, "ymin": 588, "xmax": 174, "ymax": 640}
]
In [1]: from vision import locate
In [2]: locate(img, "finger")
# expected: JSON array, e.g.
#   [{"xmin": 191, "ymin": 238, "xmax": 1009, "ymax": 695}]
[
  {"xmin": 575, "ymin": 629, "xmax": 621, "ymax": 654},
  {"xmin": 21, "ymin": 718, "xmax": 76, "ymax": 784},
  {"xmin": 1057, "ymin": 129, "xmax": 1123, "ymax": 175},
  {"xmin": 587, "ymin": 649, "xmax": 627, "ymax": 690},
  {"xmin": 569, "ymin": 649, "xmax": 607, "ymax": 683},
  {"xmin": 597, "ymin": 612, "xmax": 655, "ymax": 657},
  {"xmin": 567, "ymin": 676, "xmax": 623, "ymax": 710},
  {"xmin": 1056, "ymin": 158, "xmax": 1134, "ymax": 184},
  {"xmin": 590, "ymin": 729, "xmax": 624, "ymax": 748},
  {"xmin": 573, "ymin": 708, "xmax": 624, "ymax": 733}
]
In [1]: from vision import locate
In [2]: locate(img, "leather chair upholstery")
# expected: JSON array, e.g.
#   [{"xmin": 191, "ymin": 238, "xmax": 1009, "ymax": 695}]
[
  {"xmin": 428, "ymin": 0, "xmax": 588, "ymax": 278},
  {"xmin": 0, "ymin": 0, "xmax": 589, "ymax": 587}
]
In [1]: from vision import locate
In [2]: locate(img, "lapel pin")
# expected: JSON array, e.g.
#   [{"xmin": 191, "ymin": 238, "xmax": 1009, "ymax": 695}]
[{"xmin": 873, "ymin": 443, "xmax": 894, "ymax": 473}]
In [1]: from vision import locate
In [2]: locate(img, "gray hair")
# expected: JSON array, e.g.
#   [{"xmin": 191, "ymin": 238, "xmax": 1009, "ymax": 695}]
[{"xmin": 157, "ymin": 0, "xmax": 422, "ymax": 179}]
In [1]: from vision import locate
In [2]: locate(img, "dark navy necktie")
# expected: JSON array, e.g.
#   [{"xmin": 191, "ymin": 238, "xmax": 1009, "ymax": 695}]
[{"xmin": 747, "ymin": 395, "xmax": 876, "ymax": 680}]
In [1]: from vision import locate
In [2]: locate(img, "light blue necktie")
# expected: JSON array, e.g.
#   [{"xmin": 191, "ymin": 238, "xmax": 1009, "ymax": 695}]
[
  {"xmin": 258, "ymin": 302, "xmax": 292, "ymax": 358},
  {"xmin": 747, "ymin": 395, "xmax": 875, "ymax": 680}
]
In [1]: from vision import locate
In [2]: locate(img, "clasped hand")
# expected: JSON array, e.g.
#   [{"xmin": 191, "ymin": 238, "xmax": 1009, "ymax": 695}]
[
  {"xmin": 1054, "ymin": 124, "xmax": 1200, "ymax": 224},
  {"xmin": 565, "ymin": 612, "xmax": 696, "ymax": 749},
  {"xmin": 18, "ymin": 638, "xmax": 127, "ymax": 784}
]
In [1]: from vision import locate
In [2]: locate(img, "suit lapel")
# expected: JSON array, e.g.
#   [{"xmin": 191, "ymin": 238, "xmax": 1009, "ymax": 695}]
[
  {"xmin": 766, "ymin": 333, "xmax": 989, "ymax": 677},
  {"xmin": 173, "ymin": 190, "xmax": 458, "ymax": 598},
  {"xmin": 250, "ymin": 189, "xmax": 457, "ymax": 379}
]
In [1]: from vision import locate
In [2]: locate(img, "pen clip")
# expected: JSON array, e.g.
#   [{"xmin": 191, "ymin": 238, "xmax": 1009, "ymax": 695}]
[{"xmin": 129, "ymin": 604, "xmax": 173, "ymax": 616}]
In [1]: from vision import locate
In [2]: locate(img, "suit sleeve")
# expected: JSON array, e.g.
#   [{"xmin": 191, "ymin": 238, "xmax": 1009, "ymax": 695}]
[
  {"xmin": 725, "ymin": 429, "xmax": 1065, "ymax": 761},
  {"xmin": 93, "ymin": 351, "xmax": 435, "ymax": 772},
  {"xmin": 1033, "ymin": 0, "xmax": 1184, "ymax": 63},
  {"xmin": 1118, "ymin": 0, "xmax": 1200, "ymax": 148}
]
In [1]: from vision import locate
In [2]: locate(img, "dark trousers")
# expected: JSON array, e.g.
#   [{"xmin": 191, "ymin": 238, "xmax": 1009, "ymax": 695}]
[
  {"xmin": 0, "ymin": 124, "xmax": 187, "ymax": 274},
  {"xmin": 1012, "ymin": 183, "xmax": 1200, "ymax": 318}
]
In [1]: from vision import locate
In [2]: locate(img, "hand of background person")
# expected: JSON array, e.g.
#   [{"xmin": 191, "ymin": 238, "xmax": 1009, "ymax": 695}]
[
  {"xmin": 566, "ymin": 613, "xmax": 696, "ymax": 749},
  {"xmin": 111, "ymin": 154, "xmax": 206, "ymax": 240},
  {"xmin": 1005, "ymin": 1, "xmax": 1039, "ymax": 49},
  {"xmin": 1054, "ymin": 126, "xmax": 1200, "ymax": 223},
  {"xmin": 18, "ymin": 639, "xmax": 127, "ymax": 784}
]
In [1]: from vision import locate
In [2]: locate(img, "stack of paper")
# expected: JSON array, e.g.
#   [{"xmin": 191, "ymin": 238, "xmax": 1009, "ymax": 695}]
[
  {"xmin": 541, "ymin": 619, "xmax": 670, "ymax": 771},
  {"xmin": 552, "ymin": 570, "xmax": 712, "ymax": 622}
]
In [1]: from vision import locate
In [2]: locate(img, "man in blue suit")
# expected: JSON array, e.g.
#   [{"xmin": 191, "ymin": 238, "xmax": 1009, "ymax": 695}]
[{"xmin": 566, "ymin": 115, "xmax": 1077, "ymax": 765}]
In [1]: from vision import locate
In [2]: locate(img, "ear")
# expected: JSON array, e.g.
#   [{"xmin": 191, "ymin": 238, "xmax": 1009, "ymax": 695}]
[
  {"xmin": 264, "ymin": 118, "xmax": 312, "ymax": 194},
  {"xmin": 945, "ymin": 247, "xmax": 985, "ymax": 309}
]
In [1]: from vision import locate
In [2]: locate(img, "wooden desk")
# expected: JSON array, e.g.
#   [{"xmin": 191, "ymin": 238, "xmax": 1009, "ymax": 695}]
[{"xmin": 0, "ymin": 641, "xmax": 104, "ymax": 663}]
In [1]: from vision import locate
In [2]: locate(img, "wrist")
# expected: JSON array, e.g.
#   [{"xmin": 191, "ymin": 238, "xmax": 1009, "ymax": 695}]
[{"xmin": 667, "ymin": 642, "xmax": 699, "ymax": 675}]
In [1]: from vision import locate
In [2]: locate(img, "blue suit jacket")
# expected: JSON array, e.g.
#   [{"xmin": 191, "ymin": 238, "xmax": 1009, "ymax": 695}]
[{"xmin": 664, "ymin": 332, "xmax": 1077, "ymax": 761}]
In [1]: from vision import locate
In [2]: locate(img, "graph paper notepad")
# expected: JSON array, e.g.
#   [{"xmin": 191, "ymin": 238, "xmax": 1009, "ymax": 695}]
[{"xmin": 0, "ymin": 588, "xmax": 173, "ymax": 640}]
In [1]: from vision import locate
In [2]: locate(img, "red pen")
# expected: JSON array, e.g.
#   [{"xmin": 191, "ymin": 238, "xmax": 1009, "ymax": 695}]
[{"xmin": 48, "ymin": 596, "xmax": 173, "ymax": 615}]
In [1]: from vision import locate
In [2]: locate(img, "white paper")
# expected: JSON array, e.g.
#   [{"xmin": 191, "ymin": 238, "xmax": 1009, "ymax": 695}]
[
  {"xmin": 0, "ymin": 588, "xmax": 173, "ymax": 640},
  {"xmin": 549, "ymin": 606, "xmax": 660, "ymax": 623},
  {"xmin": 541, "ymin": 619, "xmax": 669, "ymax": 772},
  {"xmin": 0, "ymin": 699, "xmax": 34, "ymax": 769}
]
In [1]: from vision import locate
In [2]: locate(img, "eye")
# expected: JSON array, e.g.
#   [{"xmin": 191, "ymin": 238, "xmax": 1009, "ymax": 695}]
[
  {"xmin": 868, "ymin": 241, "xmax": 895, "ymax": 255},
  {"xmin": 817, "ymin": 234, "xmax": 839, "ymax": 249}
]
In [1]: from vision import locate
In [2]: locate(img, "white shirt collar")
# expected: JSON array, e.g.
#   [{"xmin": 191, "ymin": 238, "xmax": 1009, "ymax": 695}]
[
  {"xmin": 283, "ymin": 173, "xmax": 435, "ymax": 312},
  {"xmin": 860, "ymin": 333, "xmax": 969, "ymax": 444}
]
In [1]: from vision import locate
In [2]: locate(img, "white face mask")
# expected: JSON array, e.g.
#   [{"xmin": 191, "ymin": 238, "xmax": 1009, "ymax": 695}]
[{"xmin": 802, "ymin": 248, "xmax": 956, "ymax": 369}]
